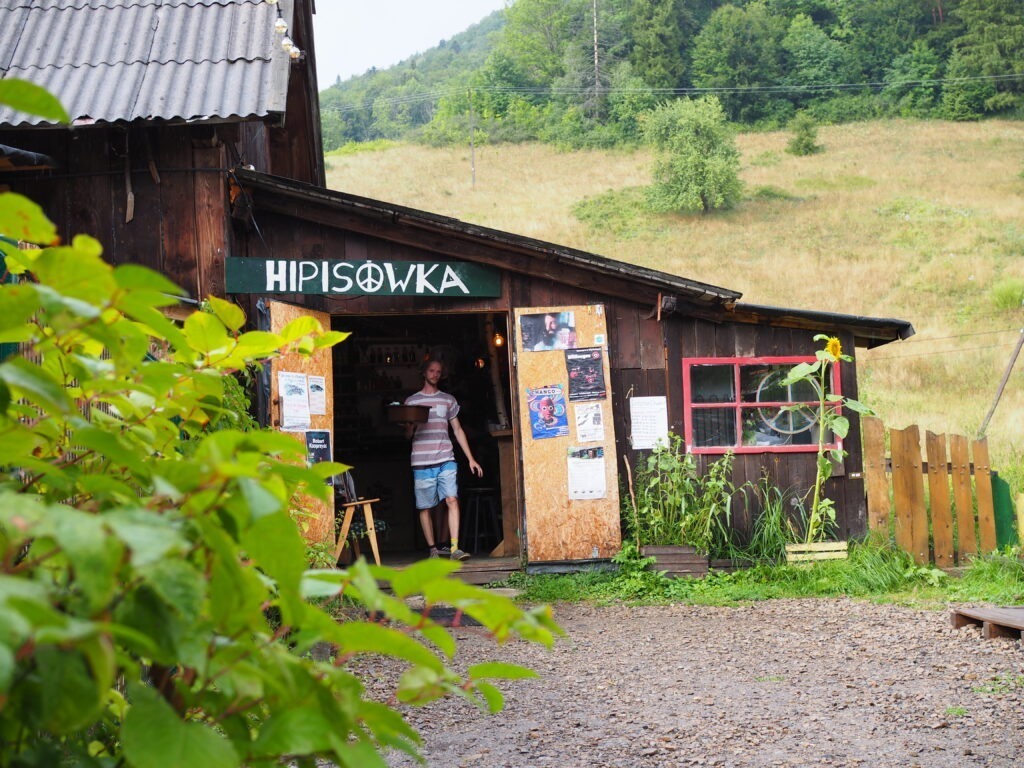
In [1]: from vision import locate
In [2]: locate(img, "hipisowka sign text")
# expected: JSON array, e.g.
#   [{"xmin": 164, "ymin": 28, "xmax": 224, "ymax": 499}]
[{"xmin": 225, "ymin": 258, "xmax": 502, "ymax": 297}]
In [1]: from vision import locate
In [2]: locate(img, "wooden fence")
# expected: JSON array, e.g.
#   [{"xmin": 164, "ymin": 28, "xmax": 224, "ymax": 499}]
[{"xmin": 862, "ymin": 416, "xmax": 997, "ymax": 566}]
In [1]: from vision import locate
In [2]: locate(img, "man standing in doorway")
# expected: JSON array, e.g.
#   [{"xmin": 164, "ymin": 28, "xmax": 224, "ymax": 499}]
[{"xmin": 404, "ymin": 357, "xmax": 482, "ymax": 560}]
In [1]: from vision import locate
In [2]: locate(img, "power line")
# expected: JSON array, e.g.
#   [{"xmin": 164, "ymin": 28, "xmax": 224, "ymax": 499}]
[
  {"xmin": 864, "ymin": 340, "xmax": 1022, "ymax": 362},
  {"xmin": 319, "ymin": 72, "xmax": 1024, "ymax": 115}
]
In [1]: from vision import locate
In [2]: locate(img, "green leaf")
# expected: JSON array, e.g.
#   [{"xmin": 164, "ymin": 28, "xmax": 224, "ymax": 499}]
[
  {"xmin": 240, "ymin": 511, "xmax": 307, "ymax": 622},
  {"xmin": 236, "ymin": 476, "xmax": 284, "ymax": 519},
  {"xmin": 183, "ymin": 311, "xmax": 231, "ymax": 355},
  {"xmin": 33, "ymin": 236, "xmax": 117, "ymax": 302},
  {"xmin": 235, "ymin": 330, "xmax": 284, "ymax": 358},
  {"xmin": 0, "ymin": 192, "xmax": 59, "ymax": 245},
  {"xmin": 35, "ymin": 646, "xmax": 106, "ymax": 732},
  {"xmin": 0, "ymin": 282, "xmax": 40, "ymax": 333},
  {"xmin": 279, "ymin": 315, "xmax": 321, "ymax": 342},
  {"xmin": 0, "ymin": 379, "xmax": 10, "ymax": 416},
  {"xmin": 324, "ymin": 622, "xmax": 445, "ymax": 671},
  {"xmin": 472, "ymin": 680, "xmax": 505, "ymax": 713},
  {"xmin": 122, "ymin": 684, "xmax": 240, "ymax": 768},
  {"xmin": 250, "ymin": 705, "xmax": 335, "ymax": 756},
  {"xmin": 206, "ymin": 297, "xmax": 246, "ymax": 332},
  {"xmin": 830, "ymin": 415, "xmax": 850, "ymax": 438},
  {"xmin": 52, "ymin": 508, "xmax": 122, "ymax": 612},
  {"xmin": 389, "ymin": 558, "xmax": 460, "ymax": 597},
  {"xmin": 139, "ymin": 559, "xmax": 205, "ymax": 624},
  {"xmin": 113, "ymin": 264, "xmax": 183, "ymax": 296},
  {"xmin": 0, "ymin": 643, "xmax": 14, "ymax": 691},
  {"xmin": 0, "ymin": 79, "xmax": 69, "ymax": 122},
  {"xmin": 74, "ymin": 426, "xmax": 150, "ymax": 477},
  {"xmin": 842, "ymin": 397, "xmax": 874, "ymax": 415},
  {"xmin": 313, "ymin": 330, "xmax": 351, "ymax": 348},
  {"xmin": 0, "ymin": 356, "xmax": 72, "ymax": 412}
]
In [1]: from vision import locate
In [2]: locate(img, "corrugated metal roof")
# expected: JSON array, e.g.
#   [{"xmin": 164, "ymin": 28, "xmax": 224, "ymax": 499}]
[{"xmin": 0, "ymin": 0, "xmax": 293, "ymax": 125}]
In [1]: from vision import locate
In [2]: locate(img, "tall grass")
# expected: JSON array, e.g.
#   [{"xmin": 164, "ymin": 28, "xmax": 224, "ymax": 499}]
[{"xmin": 324, "ymin": 120, "xmax": 1024, "ymax": 479}]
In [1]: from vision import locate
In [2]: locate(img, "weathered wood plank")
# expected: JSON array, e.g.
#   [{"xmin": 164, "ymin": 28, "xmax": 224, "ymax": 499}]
[
  {"xmin": 949, "ymin": 434, "xmax": 977, "ymax": 558},
  {"xmin": 862, "ymin": 416, "xmax": 890, "ymax": 533},
  {"xmin": 925, "ymin": 431, "xmax": 954, "ymax": 569},
  {"xmin": 972, "ymin": 439, "xmax": 997, "ymax": 552},
  {"xmin": 891, "ymin": 425, "xmax": 926, "ymax": 562}
]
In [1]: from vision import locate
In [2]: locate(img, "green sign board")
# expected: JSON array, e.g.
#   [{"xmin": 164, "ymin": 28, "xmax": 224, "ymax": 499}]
[{"xmin": 225, "ymin": 258, "xmax": 501, "ymax": 298}]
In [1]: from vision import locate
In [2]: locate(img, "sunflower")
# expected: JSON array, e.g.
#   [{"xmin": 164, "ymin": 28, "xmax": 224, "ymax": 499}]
[{"xmin": 825, "ymin": 336, "xmax": 842, "ymax": 360}]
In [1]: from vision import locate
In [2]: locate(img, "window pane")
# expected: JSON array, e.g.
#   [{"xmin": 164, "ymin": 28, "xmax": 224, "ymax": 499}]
[
  {"xmin": 690, "ymin": 365, "xmax": 735, "ymax": 404},
  {"xmin": 692, "ymin": 407, "xmax": 738, "ymax": 447},
  {"xmin": 740, "ymin": 364, "xmax": 824, "ymax": 404},
  {"xmin": 741, "ymin": 406, "xmax": 833, "ymax": 447}
]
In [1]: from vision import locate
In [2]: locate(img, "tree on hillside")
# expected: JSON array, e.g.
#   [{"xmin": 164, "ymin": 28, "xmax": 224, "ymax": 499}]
[
  {"xmin": 837, "ymin": 0, "xmax": 937, "ymax": 82},
  {"xmin": 941, "ymin": 0, "xmax": 1024, "ymax": 119},
  {"xmin": 781, "ymin": 13, "xmax": 851, "ymax": 109},
  {"xmin": 499, "ymin": 0, "xmax": 587, "ymax": 84},
  {"xmin": 690, "ymin": 2, "xmax": 789, "ymax": 123},
  {"xmin": 627, "ymin": 0, "xmax": 692, "ymax": 89},
  {"xmin": 883, "ymin": 39, "xmax": 943, "ymax": 116},
  {"xmin": 643, "ymin": 96, "xmax": 742, "ymax": 214}
]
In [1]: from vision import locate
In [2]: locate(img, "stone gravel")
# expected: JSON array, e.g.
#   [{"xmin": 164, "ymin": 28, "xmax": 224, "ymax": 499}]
[{"xmin": 374, "ymin": 598, "xmax": 1023, "ymax": 768}]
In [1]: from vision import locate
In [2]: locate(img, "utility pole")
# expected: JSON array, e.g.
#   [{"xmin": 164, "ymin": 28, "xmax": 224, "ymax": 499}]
[
  {"xmin": 978, "ymin": 327, "xmax": 1024, "ymax": 438},
  {"xmin": 468, "ymin": 88, "xmax": 476, "ymax": 189},
  {"xmin": 591, "ymin": 0, "xmax": 601, "ymax": 119}
]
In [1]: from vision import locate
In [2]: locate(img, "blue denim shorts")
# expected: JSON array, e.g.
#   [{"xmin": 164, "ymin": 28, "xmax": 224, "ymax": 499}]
[{"xmin": 412, "ymin": 460, "xmax": 458, "ymax": 510}]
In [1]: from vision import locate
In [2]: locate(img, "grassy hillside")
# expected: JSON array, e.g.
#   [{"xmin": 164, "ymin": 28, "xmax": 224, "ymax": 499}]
[{"xmin": 324, "ymin": 120, "xmax": 1024, "ymax": 472}]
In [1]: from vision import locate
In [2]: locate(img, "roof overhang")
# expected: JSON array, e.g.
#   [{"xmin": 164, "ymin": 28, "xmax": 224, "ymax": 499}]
[{"xmin": 231, "ymin": 168, "xmax": 743, "ymax": 310}]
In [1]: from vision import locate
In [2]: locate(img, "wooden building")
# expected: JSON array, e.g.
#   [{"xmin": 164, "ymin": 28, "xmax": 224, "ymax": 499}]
[{"xmin": 0, "ymin": 0, "xmax": 914, "ymax": 567}]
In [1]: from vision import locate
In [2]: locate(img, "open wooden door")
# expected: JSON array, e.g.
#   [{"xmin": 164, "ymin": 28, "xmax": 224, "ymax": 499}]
[
  {"xmin": 513, "ymin": 305, "xmax": 621, "ymax": 562},
  {"xmin": 267, "ymin": 300, "xmax": 335, "ymax": 545}
]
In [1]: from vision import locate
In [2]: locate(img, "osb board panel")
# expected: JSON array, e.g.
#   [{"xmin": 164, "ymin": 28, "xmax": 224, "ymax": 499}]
[
  {"xmin": 269, "ymin": 301, "xmax": 335, "ymax": 545},
  {"xmin": 514, "ymin": 305, "xmax": 621, "ymax": 562}
]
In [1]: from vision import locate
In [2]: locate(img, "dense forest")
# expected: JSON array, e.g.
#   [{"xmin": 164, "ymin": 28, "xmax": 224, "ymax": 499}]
[{"xmin": 319, "ymin": 0, "xmax": 1024, "ymax": 150}]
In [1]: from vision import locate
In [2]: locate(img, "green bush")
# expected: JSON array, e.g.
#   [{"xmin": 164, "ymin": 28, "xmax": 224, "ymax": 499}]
[
  {"xmin": 643, "ymin": 96, "xmax": 743, "ymax": 214},
  {"xmin": 990, "ymin": 277, "xmax": 1024, "ymax": 310},
  {"xmin": 785, "ymin": 111, "xmax": 822, "ymax": 156}
]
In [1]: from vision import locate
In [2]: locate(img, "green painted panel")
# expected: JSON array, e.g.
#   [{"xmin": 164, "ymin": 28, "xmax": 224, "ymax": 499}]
[{"xmin": 225, "ymin": 257, "xmax": 501, "ymax": 298}]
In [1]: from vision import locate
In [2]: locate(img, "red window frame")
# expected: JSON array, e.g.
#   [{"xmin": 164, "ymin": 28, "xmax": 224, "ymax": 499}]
[{"xmin": 682, "ymin": 355, "xmax": 844, "ymax": 455}]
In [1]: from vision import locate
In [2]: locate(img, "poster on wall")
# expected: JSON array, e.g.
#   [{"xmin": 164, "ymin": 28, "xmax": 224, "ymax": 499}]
[
  {"xmin": 630, "ymin": 396, "xmax": 669, "ymax": 450},
  {"xmin": 527, "ymin": 384, "xmax": 569, "ymax": 439},
  {"xmin": 304, "ymin": 430, "xmax": 335, "ymax": 486},
  {"xmin": 308, "ymin": 375, "xmax": 327, "ymax": 415},
  {"xmin": 278, "ymin": 371, "xmax": 311, "ymax": 430},
  {"xmin": 574, "ymin": 402, "xmax": 605, "ymax": 443},
  {"xmin": 520, "ymin": 311, "xmax": 577, "ymax": 351},
  {"xmin": 567, "ymin": 446, "xmax": 606, "ymax": 499},
  {"xmin": 565, "ymin": 347, "xmax": 607, "ymax": 401}
]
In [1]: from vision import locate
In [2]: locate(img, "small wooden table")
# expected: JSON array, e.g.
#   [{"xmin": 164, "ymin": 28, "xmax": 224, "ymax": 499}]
[{"xmin": 334, "ymin": 497, "xmax": 381, "ymax": 566}]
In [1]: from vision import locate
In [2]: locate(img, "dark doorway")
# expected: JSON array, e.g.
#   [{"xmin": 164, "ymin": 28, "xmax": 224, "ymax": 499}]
[{"xmin": 330, "ymin": 312, "xmax": 512, "ymax": 559}]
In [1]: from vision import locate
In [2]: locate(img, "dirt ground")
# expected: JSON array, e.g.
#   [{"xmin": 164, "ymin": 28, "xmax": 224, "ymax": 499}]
[{"xmin": 376, "ymin": 598, "xmax": 1023, "ymax": 768}]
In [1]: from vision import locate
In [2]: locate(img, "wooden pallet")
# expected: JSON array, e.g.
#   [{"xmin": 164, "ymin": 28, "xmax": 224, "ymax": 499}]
[
  {"xmin": 785, "ymin": 541, "xmax": 849, "ymax": 563},
  {"xmin": 641, "ymin": 545, "xmax": 709, "ymax": 578},
  {"xmin": 951, "ymin": 606, "xmax": 1024, "ymax": 640}
]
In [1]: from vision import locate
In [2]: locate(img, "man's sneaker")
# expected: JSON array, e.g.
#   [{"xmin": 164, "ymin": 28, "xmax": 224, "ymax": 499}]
[
  {"xmin": 450, "ymin": 548, "xmax": 470, "ymax": 561},
  {"xmin": 435, "ymin": 545, "xmax": 451, "ymax": 555},
  {"xmin": 428, "ymin": 548, "xmax": 441, "ymax": 559}
]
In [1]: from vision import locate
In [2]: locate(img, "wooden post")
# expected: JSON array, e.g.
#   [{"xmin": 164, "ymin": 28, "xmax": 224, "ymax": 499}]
[
  {"xmin": 972, "ymin": 438, "xmax": 996, "ymax": 552},
  {"xmin": 925, "ymin": 431, "xmax": 954, "ymax": 568},
  {"xmin": 861, "ymin": 416, "xmax": 890, "ymax": 533},
  {"xmin": 949, "ymin": 434, "xmax": 977, "ymax": 560}
]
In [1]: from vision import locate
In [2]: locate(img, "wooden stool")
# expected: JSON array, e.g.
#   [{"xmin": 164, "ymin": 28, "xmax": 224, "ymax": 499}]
[{"xmin": 334, "ymin": 497, "xmax": 381, "ymax": 566}]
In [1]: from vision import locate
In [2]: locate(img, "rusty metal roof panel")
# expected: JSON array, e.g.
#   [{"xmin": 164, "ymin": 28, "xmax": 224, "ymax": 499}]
[{"xmin": 0, "ymin": 0, "xmax": 292, "ymax": 126}]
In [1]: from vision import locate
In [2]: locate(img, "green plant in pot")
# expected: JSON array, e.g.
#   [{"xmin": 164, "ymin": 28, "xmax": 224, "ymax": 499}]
[{"xmin": 622, "ymin": 435, "xmax": 742, "ymax": 572}]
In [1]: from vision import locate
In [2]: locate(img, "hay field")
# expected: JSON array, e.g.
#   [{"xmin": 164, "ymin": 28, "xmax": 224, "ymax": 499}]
[{"xmin": 325, "ymin": 121, "xmax": 1024, "ymax": 467}]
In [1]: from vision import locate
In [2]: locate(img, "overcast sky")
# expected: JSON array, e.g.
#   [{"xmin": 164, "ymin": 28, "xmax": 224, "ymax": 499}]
[{"xmin": 311, "ymin": 1, "xmax": 508, "ymax": 86}]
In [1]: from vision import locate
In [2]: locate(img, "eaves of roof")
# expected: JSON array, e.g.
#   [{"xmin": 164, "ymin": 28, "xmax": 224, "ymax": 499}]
[{"xmin": 233, "ymin": 168, "xmax": 744, "ymax": 308}]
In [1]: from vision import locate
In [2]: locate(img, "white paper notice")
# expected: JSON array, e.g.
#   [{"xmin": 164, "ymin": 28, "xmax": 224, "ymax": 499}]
[
  {"xmin": 574, "ymin": 402, "xmax": 605, "ymax": 443},
  {"xmin": 308, "ymin": 375, "xmax": 327, "ymax": 415},
  {"xmin": 567, "ymin": 446, "xmax": 607, "ymax": 500},
  {"xmin": 278, "ymin": 371, "xmax": 311, "ymax": 430},
  {"xmin": 630, "ymin": 396, "xmax": 669, "ymax": 450}
]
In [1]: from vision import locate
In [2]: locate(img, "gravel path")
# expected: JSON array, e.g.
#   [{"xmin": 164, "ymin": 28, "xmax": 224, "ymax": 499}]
[{"xmin": 379, "ymin": 599, "xmax": 1023, "ymax": 768}]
